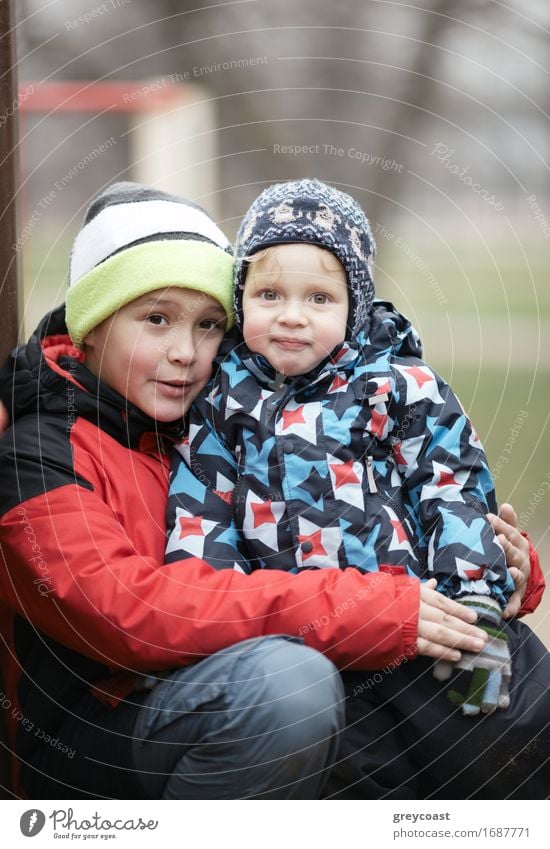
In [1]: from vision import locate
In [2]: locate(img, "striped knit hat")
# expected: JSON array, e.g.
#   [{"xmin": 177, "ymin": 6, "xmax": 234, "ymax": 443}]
[
  {"xmin": 234, "ymin": 179, "xmax": 376, "ymax": 338},
  {"xmin": 65, "ymin": 182, "xmax": 234, "ymax": 346}
]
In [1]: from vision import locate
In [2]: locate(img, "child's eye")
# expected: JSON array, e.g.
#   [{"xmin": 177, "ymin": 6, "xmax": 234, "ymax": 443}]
[
  {"xmin": 147, "ymin": 314, "xmax": 168, "ymax": 326},
  {"xmin": 311, "ymin": 293, "xmax": 330, "ymax": 305},
  {"xmin": 259, "ymin": 290, "xmax": 279, "ymax": 301},
  {"xmin": 199, "ymin": 318, "xmax": 225, "ymax": 331}
]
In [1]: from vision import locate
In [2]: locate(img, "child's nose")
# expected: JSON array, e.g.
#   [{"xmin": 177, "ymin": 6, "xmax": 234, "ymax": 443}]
[
  {"xmin": 278, "ymin": 300, "xmax": 306, "ymax": 325},
  {"xmin": 166, "ymin": 331, "xmax": 197, "ymax": 364}
]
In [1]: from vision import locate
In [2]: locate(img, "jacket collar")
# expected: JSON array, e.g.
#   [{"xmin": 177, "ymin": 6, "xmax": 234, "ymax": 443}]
[{"xmin": 241, "ymin": 341, "xmax": 362, "ymax": 392}]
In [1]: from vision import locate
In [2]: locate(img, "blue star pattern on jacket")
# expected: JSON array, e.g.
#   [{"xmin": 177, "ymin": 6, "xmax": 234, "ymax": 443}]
[{"xmin": 166, "ymin": 301, "xmax": 514, "ymax": 606}]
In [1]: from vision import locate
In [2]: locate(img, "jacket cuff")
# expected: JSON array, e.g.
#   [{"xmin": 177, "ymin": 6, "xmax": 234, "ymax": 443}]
[
  {"xmin": 517, "ymin": 533, "xmax": 546, "ymax": 616},
  {"xmin": 393, "ymin": 576, "xmax": 420, "ymax": 659}
]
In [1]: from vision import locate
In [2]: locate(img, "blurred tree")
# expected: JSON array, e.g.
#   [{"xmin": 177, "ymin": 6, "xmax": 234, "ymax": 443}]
[{"xmin": 16, "ymin": 0, "xmax": 550, "ymax": 232}]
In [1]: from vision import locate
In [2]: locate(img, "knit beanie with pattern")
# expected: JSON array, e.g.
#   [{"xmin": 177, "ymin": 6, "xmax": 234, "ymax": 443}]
[
  {"xmin": 65, "ymin": 181, "xmax": 234, "ymax": 346},
  {"xmin": 234, "ymin": 178, "xmax": 376, "ymax": 337}
]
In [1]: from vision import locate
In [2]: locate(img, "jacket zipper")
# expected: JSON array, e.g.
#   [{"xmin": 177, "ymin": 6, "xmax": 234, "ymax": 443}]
[
  {"xmin": 366, "ymin": 455, "xmax": 378, "ymax": 493},
  {"xmin": 265, "ymin": 382, "xmax": 296, "ymax": 425}
]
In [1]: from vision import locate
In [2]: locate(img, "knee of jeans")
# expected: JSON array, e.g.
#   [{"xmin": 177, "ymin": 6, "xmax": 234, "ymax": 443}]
[{"xmin": 236, "ymin": 638, "xmax": 345, "ymax": 742}]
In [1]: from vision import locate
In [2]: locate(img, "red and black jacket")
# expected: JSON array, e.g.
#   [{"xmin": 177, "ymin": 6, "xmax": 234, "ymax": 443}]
[{"xmin": 0, "ymin": 306, "xmax": 429, "ymax": 793}]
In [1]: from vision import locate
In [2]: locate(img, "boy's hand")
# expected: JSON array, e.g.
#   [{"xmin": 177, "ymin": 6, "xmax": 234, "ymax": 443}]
[
  {"xmin": 487, "ymin": 503, "xmax": 530, "ymax": 619},
  {"xmin": 416, "ymin": 579, "xmax": 488, "ymax": 662}
]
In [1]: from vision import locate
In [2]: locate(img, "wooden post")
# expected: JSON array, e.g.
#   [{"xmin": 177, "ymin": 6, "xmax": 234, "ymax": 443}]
[
  {"xmin": 0, "ymin": 0, "xmax": 20, "ymax": 365},
  {"xmin": 0, "ymin": 0, "xmax": 18, "ymax": 798}
]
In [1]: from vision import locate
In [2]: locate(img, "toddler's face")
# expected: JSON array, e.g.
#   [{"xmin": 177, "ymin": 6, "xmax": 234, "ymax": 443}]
[
  {"xmin": 241, "ymin": 243, "xmax": 348, "ymax": 377},
  {"xmin": 83, "ymin": 287, "xmax": 226, "ymax": 421}
]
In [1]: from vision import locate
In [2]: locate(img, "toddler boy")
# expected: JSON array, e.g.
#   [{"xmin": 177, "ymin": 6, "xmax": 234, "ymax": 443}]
[{"xmin": 166, "ymin": 178, "xmax": 514, "ymax": 716}]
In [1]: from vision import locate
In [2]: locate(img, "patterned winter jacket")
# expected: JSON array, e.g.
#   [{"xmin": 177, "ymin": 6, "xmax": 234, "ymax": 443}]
[{"xmin": 166, "ymin": 301, "xmax": 514, "ymax": 607}]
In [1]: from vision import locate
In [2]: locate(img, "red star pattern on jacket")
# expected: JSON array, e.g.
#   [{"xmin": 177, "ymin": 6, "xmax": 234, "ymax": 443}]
[
  {"xmin": 282, "ymin": 405, "xmax": 306, "ymax": 430},
  {"xmin": 370, "ymin": 407, "xmax": 388, "ymax": 439},
  {"xmin": 179, "ymin": 515, "xmax": 206, "ymax": 538},
  {"xmin": 392, "ymin": 440, "xmax": 407, "ymax": 466},
  {"xmin": 390, "ymin": 517, "xmax": 408, "ymax": 545},
  {"xmin": 328, "ymin": 374, "xmax": 348, "ymax": 393},
  {"xmin": 251, "ymin": 499, "xmax": 279, "ymax": 527},
  {"xmin": 330, "ymin": 458, "xmax": 361, "ymax": 488},
  {"xmin": 437, "ymin": 470, "xmax": 461, "ymax": 488},
  {"xmin": 404, "ymin": 365, "xmax": 434, "ymax": 389},
  {"xmin": 214, "ymin": 489, "xmax": 233, "ymax": 504},
  {"xmin": 298, "ymin": 529, "xmax": 327, "ymax": 560}
]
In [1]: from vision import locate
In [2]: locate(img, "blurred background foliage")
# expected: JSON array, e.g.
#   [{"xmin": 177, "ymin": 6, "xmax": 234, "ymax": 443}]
[{"xmin": 12, "ymin": 0, "xmax": 550, "ymax": 635}]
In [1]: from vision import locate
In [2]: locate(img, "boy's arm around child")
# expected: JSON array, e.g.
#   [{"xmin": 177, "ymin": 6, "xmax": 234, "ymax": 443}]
[{"xmin": 0, "ymin": 396, "xmax": 422, "ymax": 675}]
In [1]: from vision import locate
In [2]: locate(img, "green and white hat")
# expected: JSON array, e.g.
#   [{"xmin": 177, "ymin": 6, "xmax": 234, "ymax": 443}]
[{"xmin": 65, "ymin": 181, "xmax": 234, "ymax": 346}]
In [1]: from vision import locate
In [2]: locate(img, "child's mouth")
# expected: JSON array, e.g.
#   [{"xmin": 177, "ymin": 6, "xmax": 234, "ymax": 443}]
[
  {"xmin": 156, "ymin": 380, "xmax": 191, "ymax": 397},
  {"xmin": 272, "ymin": 337, "xmax": 309, "ymax": 350}
]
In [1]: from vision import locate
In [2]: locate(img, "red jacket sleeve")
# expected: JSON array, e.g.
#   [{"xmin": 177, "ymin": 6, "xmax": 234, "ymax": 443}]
[
  {"xmin": 517, "ymin": 533, "xmax": 546, "ymax": 616},
  {"xmin": 0, "ymin": 485, "xmax": 419, "ymax": 672}
]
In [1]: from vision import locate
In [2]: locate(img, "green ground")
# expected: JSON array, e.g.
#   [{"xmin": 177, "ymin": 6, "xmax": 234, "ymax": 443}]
[
  {"xmin": 378, "ymin": 239, "xmax": 549, "ymax": 518},
  {"xmin": 379, "ymin": 240, "xmax": 550, "ymax": 318}
]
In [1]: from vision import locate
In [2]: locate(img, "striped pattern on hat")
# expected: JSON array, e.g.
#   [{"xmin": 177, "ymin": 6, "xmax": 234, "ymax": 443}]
[{"xmin": 65, "ymin": 182, "xmax": 234, "ymax": 345}]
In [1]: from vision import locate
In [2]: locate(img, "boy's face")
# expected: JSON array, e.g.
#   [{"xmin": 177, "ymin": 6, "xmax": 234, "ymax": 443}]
[
  {"xmin": 242, "ymin": 243, "xmax": 348, "ymax": 377},
  {"xmin": 84, "ymin": 287, "xmax": 226, "ymax": 421}
]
